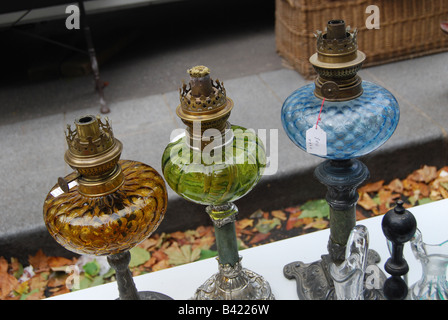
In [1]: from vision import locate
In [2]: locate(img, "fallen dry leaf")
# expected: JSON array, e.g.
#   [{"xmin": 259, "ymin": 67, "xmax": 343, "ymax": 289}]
[
  {"xmin": 28, "ymin": 250, "xmax": 50, "ymax": 273},
  {"xmin": 386, "ymin": 178, "xmax": 403, "ymax": 193},
  {"xmin": 440, "ymin": 185, "xmax": 448, "ymax": 199},
  {"xmin": 170, "ymin": 231, "xmax": 187, "ymax": 240},
  {"xmin": 378, "ymin": 203, "xmax": 390, "ymax": 215},
  {"xmin": 236, "ymin": 218, "xmax": 254, "ymax": 230},
  {"xmin": 28, "ymin": 273, "xmax": 48, "ymax": 293},
  {"xmin": 151, "ymin": 248, "xmax": 168, "ymax": 262},
  {"xmin": 408, "ymin": 165, "xmax": 438, "ymax": 183},
  {"xmin": 429, "ymin": 189, "xmax": 443, "ymax": 201},
  {"xmin": 192, "ymin": 234, "xmax": 215, "ymax": 251},
  {"xmin": 249, "ymin": 209, "xmax": 264, "ymax": 219},
  {"xmin": 378, "ymin": 189, "xmax": 401, "ymax": 206},
  {"xmin": 271, "ymin": 210, "xmax": 287, "ymax": 221},
  {"xmin": 151, "ymin": 259, "xmax": 170, "ymax": 272},
  {"xmin": 356, "ymin": 210, "xmax": 367, "ymax": 221},
  {"xmin": 164, "ymin": 243, "xmax": 201, "ymax": 266},
  {"xmin": 358, "ymin": 192, "xmax": 378, "ymax": 211},
  {"xmin": 143, "ymin": 256, "xmax": 157, "ymax": 269},
  {"xmin": 285, "ymin": 217, "xmax": 302, "ymax": 231},
  {"xmin": 359, "ymin": 180, "xmax": 384, "ymax": 193},
  {"xmin": 23, "ymin": 289, "xmax": 45, "ymax": 300},
  {"xmin": 285, "ymin": 209, "xmax": 303, "ymax": 231},
  {"xmin": 249, "ymin": 232, "xmax": 271, "ymax": 245},
  {"xmin": 46, "ymin": 285, "xmax": 70, "ymax": 297},
  {"xmin": 47, "ymin": 273, "xmax": 68, "ymax": 288},
  {"xmin": 417, "ymin": 182, "xmax": 430, "ymax": 197},
  {"xmin": 138, "ymin": 238, "xmax": 159, "ymax": 251},
  {"xmin": 304, "ymin": 218, "xmax": 329, "ymax": 230},
  {"xmin": 9, "ymin": 258, "xmax": 22, "ymax": 278},
  {"xmin": 13, "ymin": 281, "xmax": 29, "ymax": 296},
  {"xmin": 0, "ymin": 257, "xmax": 18, "ymax": 299},
  {"xmin": 0, "ymin": 257, "xmax": 8, "ymax": 274},
  {"xmin": 48, "ymin": 257, "xmax": 74, "ymax": 269},
  {"xmin": 254, "ymin": 217, "xmax": 281, "ymax": 234},
  {"xmin": 284, "ymin": 206, "xmax": 301, "ymax": 214},
  {"xmin": 195, "ymin": 226, "xmax": 214, "ymax": 237}
]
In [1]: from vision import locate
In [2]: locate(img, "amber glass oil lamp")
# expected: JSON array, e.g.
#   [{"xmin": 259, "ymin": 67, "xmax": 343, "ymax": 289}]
[
  {"xmin": 162, "ymin": 66, "xmax": 274, "ymax": 300},
  {"xmin": 43, "ymin": 115, "xmax": 171, "ymax": 300}
]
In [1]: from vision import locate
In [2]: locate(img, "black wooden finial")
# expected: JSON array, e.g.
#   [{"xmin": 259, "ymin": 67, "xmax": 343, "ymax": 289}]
[{"xmin": 381, "ymin": 200, "xmax": 417, "ymax": 300}]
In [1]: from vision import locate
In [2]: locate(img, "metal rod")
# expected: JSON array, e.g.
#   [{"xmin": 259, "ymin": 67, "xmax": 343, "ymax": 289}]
[
  {"xmin": 10, "ymin": 28, "xmax": 88, "ymax": 55},
  {"xmin": 107, "ymin": 251, "xmax": 140, "ymax": 300},
  {"xmin": 315, "ymin": 159, "xmax": 369, "ymax": 264},
  {"xmin": 207, "ymin": 203, "xmax": 240, "ymax": 267},
  {"xmin": 214, "ymin": 220, "xmax": 240, "ymax": 267},
  {"xmin": 79, "ymin": 0, "xmax": 110, "ymax": 114}
]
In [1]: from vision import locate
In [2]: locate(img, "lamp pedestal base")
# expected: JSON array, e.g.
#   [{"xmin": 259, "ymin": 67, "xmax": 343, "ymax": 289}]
[
  {"xmin": 284, "ymin": 159, "xmax": 386, "ymax": 299},
  {"xmin": 193, "ymin": 257, "xmax": 274, "ymax": 300},
  {"xmin": 283, "ymin": 250, "xmax": 386, "ymax": 300},
  {"xmin": 134, "ymin": 291, "xmax": 174, "ymax": 300}
]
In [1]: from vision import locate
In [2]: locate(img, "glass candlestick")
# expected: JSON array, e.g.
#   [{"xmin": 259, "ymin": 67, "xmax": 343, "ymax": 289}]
[
  {"xmin": 162, "ymin": 66, "xmax": 274, "ymax": 300},
  {"xmin": 43, "ymin": 115, "xmax": 171, "ymax": 300},
  {"xmin": 282, "ymin": 20, "xmax": 399, "ymax": 300}
]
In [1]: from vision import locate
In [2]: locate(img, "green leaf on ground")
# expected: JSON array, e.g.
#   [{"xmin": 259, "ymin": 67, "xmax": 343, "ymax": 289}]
[
  {"xmin": 102, "ymin": 268, "xmax": 115, "ymax": 279},
  {"xmin": 299, "ymin": 199, "xmax": 330, "ymax": 218},
  {"xmin": 165, "ymin": 244, "xmax": 201, "ymax": 266},
  {"xmin": 199, "ymin": 249, "xmax": 218, "ymax": 260},
  {"xmin": 129, "ymin": 247, "xmax": 151, "ymax": 268},
  {"xmin": 255, "ymin": 217, "xmax": 281, "ymax": 234},
  {"xmin": 83, "ymin": 260, "xmax": 100, "ymax": 277},
  {"xmin": 418, "ymin": 197, "xmax": 433, "ymax": 206}
]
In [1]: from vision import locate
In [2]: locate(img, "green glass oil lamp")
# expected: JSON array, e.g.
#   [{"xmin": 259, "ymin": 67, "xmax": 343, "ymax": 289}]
[{"xmin": 162, "ymin": 66, "xmax": 274, "ymax": 299}]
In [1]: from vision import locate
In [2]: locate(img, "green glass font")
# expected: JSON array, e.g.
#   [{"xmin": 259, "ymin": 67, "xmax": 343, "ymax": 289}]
[{"xmin": 161, "ymin": 125, "xmax": 266, "ymax": 206}]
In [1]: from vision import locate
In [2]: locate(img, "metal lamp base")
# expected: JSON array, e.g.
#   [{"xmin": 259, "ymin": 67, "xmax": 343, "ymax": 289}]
[
  {"xmin": 284, "ymin": 250, "xmax": 386, "ymax": 300},
  {"xmin": 192, "ymin": 257, "xmax": 275, "ymax": 300}
]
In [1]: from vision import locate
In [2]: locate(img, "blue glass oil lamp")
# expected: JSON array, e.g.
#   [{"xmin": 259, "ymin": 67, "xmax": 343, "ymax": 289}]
[{"xmin": 282, "ymin": 20, "xmax": 399, "ymax": 300}]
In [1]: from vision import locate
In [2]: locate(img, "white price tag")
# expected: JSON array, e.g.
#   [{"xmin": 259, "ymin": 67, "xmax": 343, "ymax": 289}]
[{"xmin": 306, "ymin": 125, "xmax": 327, "ymax": 156}]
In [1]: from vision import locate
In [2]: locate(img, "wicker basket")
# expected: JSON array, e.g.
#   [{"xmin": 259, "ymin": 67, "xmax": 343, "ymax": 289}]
[{"xmin": 276, "ymin": 0, "xmax": 448, "ymax": 79}]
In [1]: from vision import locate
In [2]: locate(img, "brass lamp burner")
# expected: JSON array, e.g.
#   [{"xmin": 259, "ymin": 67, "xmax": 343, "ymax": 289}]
[
  {"xmin": 62, "ymin": 115, "xmax": 124, "ymax": 196},
  {"xmin": 310, "ymin": 20, "xmax": 366, "ymax": 101},
  {"xmin": 177, "ymin": 66, "xmax": 234, "ymax": 149}
]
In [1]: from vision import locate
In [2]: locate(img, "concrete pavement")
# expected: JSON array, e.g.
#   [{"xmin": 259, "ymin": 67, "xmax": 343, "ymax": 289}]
[{"xmin": 0, "ymin": 1, "xmax": 447, "ymax": 263}]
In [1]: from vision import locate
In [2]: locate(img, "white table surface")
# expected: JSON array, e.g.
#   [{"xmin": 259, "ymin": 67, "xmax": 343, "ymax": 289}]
[{"xmin": 48, "ymin": 198, "xmax": 448, "ymax": 300}]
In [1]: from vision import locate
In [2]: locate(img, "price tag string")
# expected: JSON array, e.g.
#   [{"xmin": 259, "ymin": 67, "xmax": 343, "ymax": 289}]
[{"xmin": 316, "ymin": 98, "xmax": 325, "ymax": 129}]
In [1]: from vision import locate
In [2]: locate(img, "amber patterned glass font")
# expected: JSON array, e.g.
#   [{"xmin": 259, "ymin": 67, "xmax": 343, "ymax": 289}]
[{"xmin": 43, "ymin": 160, "xmax": 167, "ymax": 256}]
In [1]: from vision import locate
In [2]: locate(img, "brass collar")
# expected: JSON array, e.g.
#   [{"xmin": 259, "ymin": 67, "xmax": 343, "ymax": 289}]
[
  {"xmin": 63, "ymin": 115, "xmax": 124, "ymax": 197},
  {"xmin": 309, "ymin": 20, "xmax": 366, "ymax": 101},
  {"xmin": 176, "ymin": 66, "xmax": 234, "ymax": 150}
]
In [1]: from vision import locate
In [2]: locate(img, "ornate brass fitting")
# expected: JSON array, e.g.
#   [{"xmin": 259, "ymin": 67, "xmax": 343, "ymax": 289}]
[
  {"xmin": 309, "ymin": 20, "xmax": 366, "ymax": 101},
  {"xmin": 62, "ymin": 115, "xmax": 124, "ymax": 196},
  {"xmin": 177, "ymin": 66, "xmax": 234, "ymax": 150}
]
